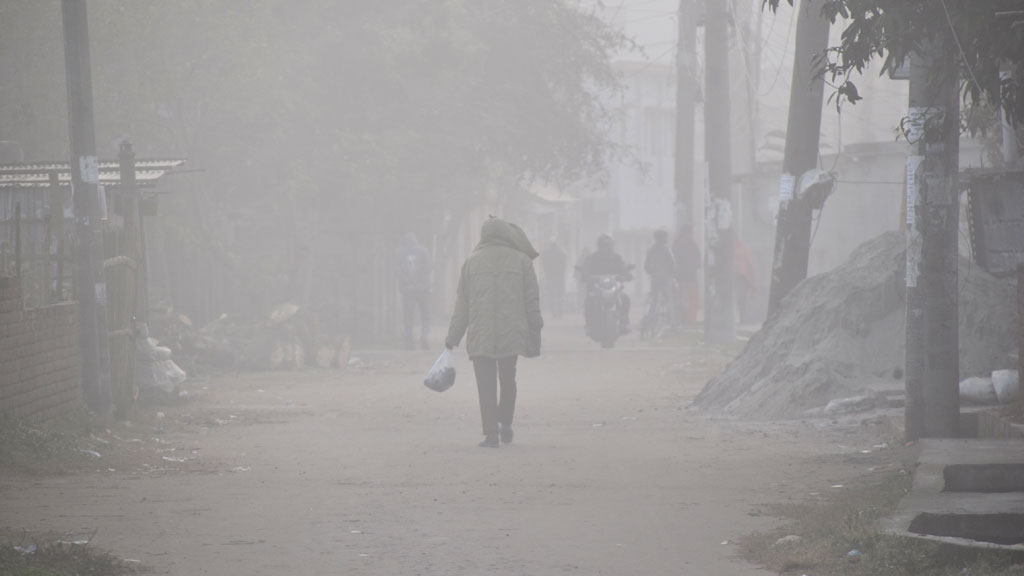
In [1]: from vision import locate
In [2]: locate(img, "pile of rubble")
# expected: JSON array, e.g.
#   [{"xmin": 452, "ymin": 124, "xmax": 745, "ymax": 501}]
[
  {"xmin": 151, "ymin": 302, "xmax": 351, "ymax": 375},
  {"xmin": 694, "ymin": 232, "xmax": 1019, "ymax": 419}
]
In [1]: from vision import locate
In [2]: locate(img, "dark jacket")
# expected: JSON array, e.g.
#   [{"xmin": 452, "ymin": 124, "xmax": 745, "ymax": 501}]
[
  {"xmin": 446, "ymin": 219, "xmax": 543, "ymax": 359},
  {"xmin": 396, "ymin": 234, "xmax": 432, "ymax": 293},
  {"xmin": 583, "ymin": 249, "xmax": 631, "ymax": 278},
  {"xmin": 644, "ymin": 243, "xmax": 676, "ymax": 282}
]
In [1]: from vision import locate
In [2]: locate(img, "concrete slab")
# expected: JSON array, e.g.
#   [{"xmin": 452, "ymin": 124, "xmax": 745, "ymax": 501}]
[{"xmin": 883, "ymin": 439, "xmax": 1024, "ymax": 551}]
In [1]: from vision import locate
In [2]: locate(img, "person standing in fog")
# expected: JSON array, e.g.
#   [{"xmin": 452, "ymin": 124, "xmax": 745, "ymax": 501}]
[
  {"xmin": 446, "ymin": 217, "xmax": 543, "ymax": 448},
  {"xmin": 540, "ymin": 237, "xmax": 567, "ymax": 319},
  {"xmin": 397, "ymin": 233, "xmax": 432, "ymax": 350},
  {"xmin": 644, "ymin": 229, "xmax": 677, "ymax": 320},
  {"xmin": 673, "ymin": 226, "xmax": 701, "ymax": 325}
]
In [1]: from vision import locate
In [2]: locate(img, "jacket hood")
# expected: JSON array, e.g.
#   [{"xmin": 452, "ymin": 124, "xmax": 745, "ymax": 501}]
[{"xmin": 478, "ymin": 218, "xmax": 539, "ymax": 260}]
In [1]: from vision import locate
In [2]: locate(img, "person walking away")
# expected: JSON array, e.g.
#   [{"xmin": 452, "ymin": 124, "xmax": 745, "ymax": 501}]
[
  {"xmin": 540, "ymin": 238, "xmax": 567, "ymax": 320},
  {"xmin": 581, "ymin": 235, "xmax": 632, "ymax": 334},
  {"xmin": 644, "ymin": 230, "xmax": 677, "ymax": 324},
  {"xmin": 673, "ymin": 226, "xmax": 701, "ymax": 325},
  {"xmin": 396, "ymin": 233, "xmax": 432, "ymax": 349},
  {"xmin": 446, "ymin": 218, "xmax": 543, "ymax": 448}
]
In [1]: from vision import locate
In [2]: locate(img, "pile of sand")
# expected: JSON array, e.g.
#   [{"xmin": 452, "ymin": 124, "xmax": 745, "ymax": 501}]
[{"xmin": 694, "ymin": 232, "xmax": 1018, "ymax": 419}]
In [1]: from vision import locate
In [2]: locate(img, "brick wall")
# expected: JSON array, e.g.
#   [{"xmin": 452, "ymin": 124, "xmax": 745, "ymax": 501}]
[{"xmin": 0, "ymin": 276, "xmax": 83, "ymax": 424}]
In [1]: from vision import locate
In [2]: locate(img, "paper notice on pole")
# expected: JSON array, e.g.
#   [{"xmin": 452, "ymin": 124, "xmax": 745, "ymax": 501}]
[
  {"xmin": 95, "ymin": 282, "xmax": 107, "ymax": 306},
  {"xmin": 97, "ymin": 185, "xmax": 108, "ymax": 221},
  {"xmin": 906, "ymin": 155, "xmax": 923, "ymax": 228},
  {"xmin": 715, "ymin": 198, "xmax": 733, "ymax": 231},
  {"xmin": 779, "ymin": 172, "xmax": 795, "ymax": 202},
  {"xmin": 80, "ymin": 155, "xmax": 99, "ymax": 184},
  {"xmin": 906, "ymin": 230, "xmax": 921, "ymax": 288}
]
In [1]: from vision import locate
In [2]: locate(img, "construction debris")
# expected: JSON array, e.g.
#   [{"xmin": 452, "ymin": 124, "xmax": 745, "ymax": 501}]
[{"xmin": 695, "ymin": 232, "xmax": 1019, "ymax": 419}]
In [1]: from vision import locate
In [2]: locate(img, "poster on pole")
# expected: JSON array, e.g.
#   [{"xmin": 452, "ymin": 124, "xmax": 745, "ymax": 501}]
[
  {"xmin": 905, "ymin": 155, "xmax": 923, "ymax": 228},
  {"xmin": 778, "ymin": 172, "xmax": 795, "ymax": 203}
]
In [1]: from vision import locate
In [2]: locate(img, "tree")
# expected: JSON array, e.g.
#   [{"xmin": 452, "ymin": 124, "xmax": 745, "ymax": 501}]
[
  {"xmin": 0, "ymin": 1, "xmax": 627, "ymax": 337},
  {"xmin": 764, "ymin": 0, "xmax": 1024, "ymax": 132}
]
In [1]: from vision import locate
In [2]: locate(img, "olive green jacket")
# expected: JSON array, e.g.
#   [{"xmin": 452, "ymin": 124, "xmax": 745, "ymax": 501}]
[{"xmin": 446, "ymin": 218, "xmax": 543, "ymax": 359}]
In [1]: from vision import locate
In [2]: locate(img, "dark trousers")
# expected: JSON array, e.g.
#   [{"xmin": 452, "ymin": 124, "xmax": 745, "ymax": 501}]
[
  {"xmin": 401, "ymin": 290, "xmax": 430, "ymax": 347},
  {"xmin": 472, "ymin": 356, "xmax": 518, "ymax": 436}
]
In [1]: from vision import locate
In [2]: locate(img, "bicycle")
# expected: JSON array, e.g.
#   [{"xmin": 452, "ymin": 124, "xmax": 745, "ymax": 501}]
[{"xmin": 640, "ymin": 279, "xmax": 676, "ymax": 341}]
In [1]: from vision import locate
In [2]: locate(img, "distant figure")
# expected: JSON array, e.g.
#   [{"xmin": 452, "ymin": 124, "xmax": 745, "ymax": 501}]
[
  {"xmin": 540, "ymin": 238, "xmax": 567, "ymax": 319},
  {"xmin": 673, "ymin": 226, "xmax": 701, "ymax": 325},
  {"xmin": 446, "ymin": 218, "xmax": 543, "ymax": 448},
  {"xmin": 396, "ymin": 233, "xmax": 432, "ymax": 350},
  {"xmin": 644, "ymin": 229, "xmax": 677, "ymax": 322},
  {"xmin": 734, "ymin": 237, "xmax": 758, "ymax": 324},
  {"xmin": 574, "ymin": 247, "xmax": 592, "ymax": 312},
  {"xmin": 581, "ymin": 234, "xmax": 632, "ymax": 332}
]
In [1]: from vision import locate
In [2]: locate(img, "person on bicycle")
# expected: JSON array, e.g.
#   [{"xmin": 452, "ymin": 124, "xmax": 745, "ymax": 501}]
[{"xmin": 644, "ymin": 230, "xmax": 677, "ymax": 325}]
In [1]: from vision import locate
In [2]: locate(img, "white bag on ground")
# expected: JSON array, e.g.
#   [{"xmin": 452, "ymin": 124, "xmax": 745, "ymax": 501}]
[
  {"xmin": 959, "ymin": 376, "xmax": 997, "ymax": 405},
  {"xmin": 992, "ymin": 369, "xmax": 1021, "ymax": 404},
  {"xmin": 424, "ymin": 349, "xmax": 456, "ymax": 392}
]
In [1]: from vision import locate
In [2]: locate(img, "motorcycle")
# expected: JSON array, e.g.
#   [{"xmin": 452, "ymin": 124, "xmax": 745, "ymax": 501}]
[{"xmin": 581, "ymin": 266, "xmax": 633, "ymax": 349}]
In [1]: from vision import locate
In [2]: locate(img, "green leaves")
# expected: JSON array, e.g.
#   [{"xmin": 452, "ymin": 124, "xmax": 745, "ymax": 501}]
[{"xmin": 764, "ymin": 0, "xmax": 1024, "ymax": 130}]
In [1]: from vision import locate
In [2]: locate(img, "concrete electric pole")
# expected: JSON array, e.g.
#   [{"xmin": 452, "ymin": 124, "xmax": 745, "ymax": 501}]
[
  {"xmin": 674, "ymin": 0, "xmax": 697, "ymax": 234},
  {"xmin": 766, "ymin": 0, "xmax": 830, "ymax": 314},
  {"xmin": 62, "ymin": 0, "xmax": 112, "ymax": 416},
  {"xmin": 904, "ymin": 38, "xmax": 961, "ymax": 440},
  {"xmin": 703, "ymin": 0, "xmax": 735, "ymax": 344}
]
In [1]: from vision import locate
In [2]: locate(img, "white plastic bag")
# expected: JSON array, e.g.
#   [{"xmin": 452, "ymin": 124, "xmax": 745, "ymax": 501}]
[
  {"xmin": 992, "ymin": 369, "xmax": 1021, "ymax": 404},
  {"xmin": 424, "ymin": 349, "xmax": 456, "ymax": 392},
  {"xmin": 959, "ymin": 376, "xmax": 997, "ymax": 405}
]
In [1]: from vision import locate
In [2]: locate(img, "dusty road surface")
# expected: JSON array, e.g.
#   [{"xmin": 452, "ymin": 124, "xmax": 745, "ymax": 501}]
[{"xmin": 1, "ymin": 319, "xmax": 896, "ymax": 575}]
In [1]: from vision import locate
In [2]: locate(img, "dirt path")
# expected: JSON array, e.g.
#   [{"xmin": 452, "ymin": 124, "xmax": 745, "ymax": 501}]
[{"xmin": 0, "ymin": 319, "xmax": 898, "ymax": 575}]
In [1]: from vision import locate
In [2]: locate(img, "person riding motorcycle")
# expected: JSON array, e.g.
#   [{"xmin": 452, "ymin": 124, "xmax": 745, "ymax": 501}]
[{"xmin": 581, "ymin": 235, "xmax": 632, "ymax": 334}]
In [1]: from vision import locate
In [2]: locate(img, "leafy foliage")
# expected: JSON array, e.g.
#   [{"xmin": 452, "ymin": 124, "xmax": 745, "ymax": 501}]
[{"xmin": 764, "ymin": 0, "xmax": 1024, "ymax": 129}]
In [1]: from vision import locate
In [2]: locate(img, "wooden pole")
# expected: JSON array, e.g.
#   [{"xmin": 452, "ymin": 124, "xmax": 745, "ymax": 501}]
[
  {"xmin": 1018, "ymin": 264, "xmax": 1024, "ymax": 386},
  {"xmin": 703, "ymin": 0, "xmax": 736, "ymax": 343},
  {"xmin": 14, "ymin": 202, "xmax": 21, "ymax": 286},
  {"xmin": 766, "ymin": 0, "xmax": 830, "ymax": 313},
  {"xmin": 63, "ymin": 0, "xmax": 112, "ymax": 415},
  {"xmin": 110, "ymin": 141, "xmax": 139, "ymax": 419},
  {"xmin": 51, "ymin": 172, "xmax": 66, "ymax": 301},
  {"xmin": 674, "ymin": 0, "xmax": 697, "ymax": 234}
]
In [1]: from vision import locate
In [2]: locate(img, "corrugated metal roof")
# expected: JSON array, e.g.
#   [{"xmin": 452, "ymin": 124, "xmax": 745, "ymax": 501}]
[{"xmin": 0, "ymin": 159, "xmax": 186, "ymax": 188}]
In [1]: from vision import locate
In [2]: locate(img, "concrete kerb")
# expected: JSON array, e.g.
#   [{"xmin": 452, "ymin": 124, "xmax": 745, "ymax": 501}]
[{"xmin": 883, "ymin": 439, "xmax": 1024, "ymax": 554}]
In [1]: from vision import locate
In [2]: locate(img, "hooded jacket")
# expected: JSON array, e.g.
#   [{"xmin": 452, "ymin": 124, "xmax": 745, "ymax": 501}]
[{"xmin": 446, "ymin": 218, "xmax": 543, "ymax": 359}]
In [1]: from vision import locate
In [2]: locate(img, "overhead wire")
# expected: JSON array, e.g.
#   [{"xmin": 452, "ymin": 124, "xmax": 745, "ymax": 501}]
[{"xmin": 758, "ymin": 4, "xmax": 796, "ymax": 97}]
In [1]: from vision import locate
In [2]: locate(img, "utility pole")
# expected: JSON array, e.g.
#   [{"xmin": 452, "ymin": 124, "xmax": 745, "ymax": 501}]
[
  {"xmin": 1002, "ymin": 70, "xmax": 1019, "ymax": 166},
  {"xmin": 766, "ymin": 0, "xmax": 830, "ymax": 313},
  {"xmin": 62, "ymin": 0, "xmax": 112, "ymax": 416},
  {"xmin": 703, "ymin": 0, "xmax": 735, "ymax": 343},
  {"xmin": 904, "ymin": 38, "xmax": 960, "ymax": 440},
  {"xmin": 674, "ymin": 0, "xmax": 696, "ymax": 234}
]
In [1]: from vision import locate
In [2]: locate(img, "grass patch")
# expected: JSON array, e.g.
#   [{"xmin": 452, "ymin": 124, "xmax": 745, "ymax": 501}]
[
  {"xmin": 740, "ymin": 466, "xmax": 1024, "ymax": 575},
  {"xmin": 0, "ymin": 411, "xmax": 95, "ymax": 474},
  {"xmin": 0, "ymin": 540, "xmax": 136, "ymax": 576}
]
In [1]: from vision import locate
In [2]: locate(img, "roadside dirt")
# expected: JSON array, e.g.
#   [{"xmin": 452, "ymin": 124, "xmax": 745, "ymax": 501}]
[{"xmin": 0, "ymin": 319, "xmax": 903, "ymax": 575}]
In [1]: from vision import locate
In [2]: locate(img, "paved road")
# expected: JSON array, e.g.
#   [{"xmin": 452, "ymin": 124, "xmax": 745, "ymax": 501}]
[{"xmin": 0, "ymin": 319, "xmax": 885, "ymax": 575}]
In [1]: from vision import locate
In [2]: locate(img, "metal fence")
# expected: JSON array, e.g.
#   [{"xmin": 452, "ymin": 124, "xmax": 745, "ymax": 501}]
[{"xmin": 0, "ymin": 184, "xmax": 72, "ymax": 308}]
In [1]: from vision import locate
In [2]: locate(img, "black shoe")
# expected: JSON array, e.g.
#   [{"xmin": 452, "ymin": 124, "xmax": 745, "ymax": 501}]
[
  {"xmin": 500, "ymin": 425, "xmax": 514, "ymax": 444},
  {"xmin": 478, "ymin": 434, "xmax": 499, "ymax": 448}
]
